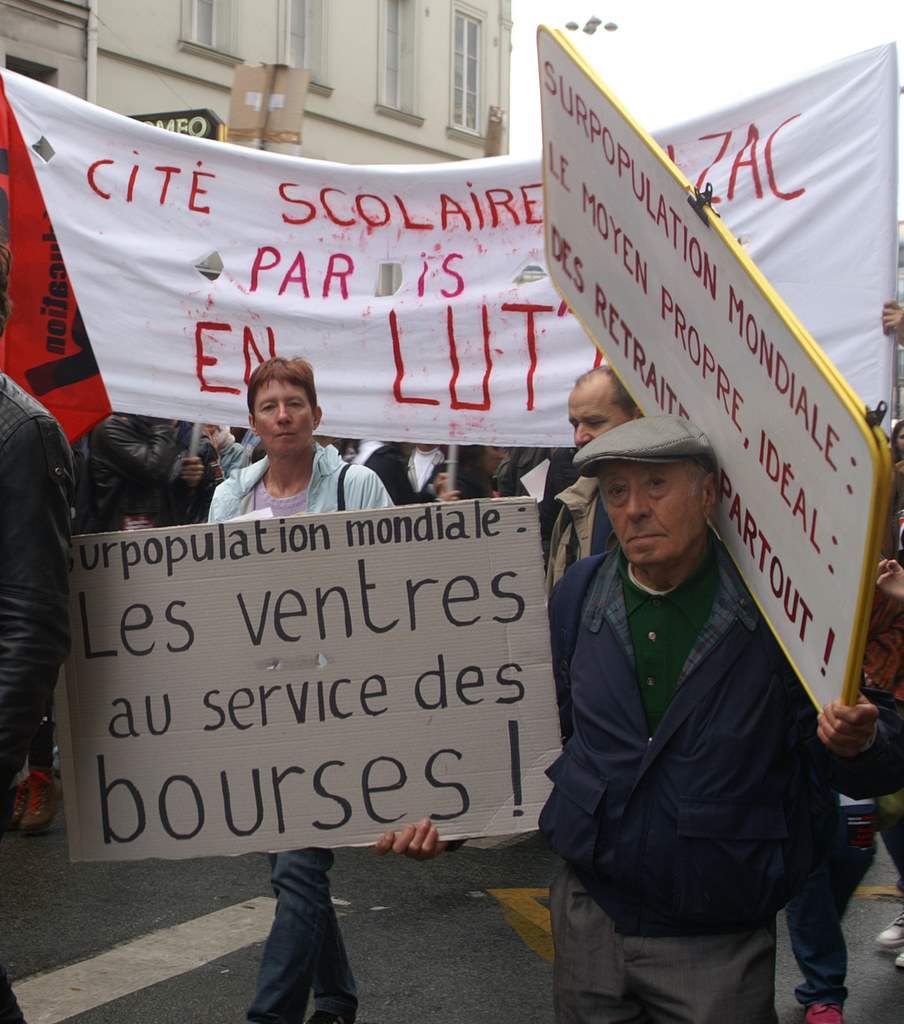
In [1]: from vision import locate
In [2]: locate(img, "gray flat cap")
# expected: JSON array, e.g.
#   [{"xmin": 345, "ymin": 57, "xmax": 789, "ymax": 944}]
[{"xmin": 574, "ymin": 416, "xmax": 716, "ymax": 476}]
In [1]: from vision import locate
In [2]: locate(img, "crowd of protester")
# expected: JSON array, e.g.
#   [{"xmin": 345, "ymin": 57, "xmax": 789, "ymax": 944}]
[{"xmin": 2, "ymin": 238, "xmax": 904, "ymax": 1024}]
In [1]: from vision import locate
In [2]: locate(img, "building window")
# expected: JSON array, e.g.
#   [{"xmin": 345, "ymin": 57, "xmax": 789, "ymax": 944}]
[
  {"xmin": 385, "ymin": 0, "xmax": 402, "ymax": 108},
  {"xmin": 193, "ymin": 0, "xmax": 216, "ymax": 48},
  {"xmin": 289, "ymin": 0, "xmax": 308, "ymax": 67},
  {"xmin": 184, "ymin": 0, "xmax": 236, "ymax": 55},
  {"xmin": 452, "ymin": 9, "xmax": 481, "ymax": 132},
  {"xmin": 5, "ymin": 56, "xmax": 58, "ymax": 86},
  {"xmin": 195, "ymin": 0, "xmax": 214, "ymax": 46},
  {"xmin": 380, "ymin": 0, "xmax": 416, "ymax": 112},
  {"xmin": 180, "ymin": 0, "xmax": 238, "ymax": 61},
  {"xmin": 287, "ymin": 0, "xmax": 324, "ymax": 82}
]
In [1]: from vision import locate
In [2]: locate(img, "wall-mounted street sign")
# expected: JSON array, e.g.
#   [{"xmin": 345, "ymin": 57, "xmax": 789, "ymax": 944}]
[
  {"xmin": 130, "ymin": 109, "xmax": 224, "ymax": 141},
  {"xmin": 537, "ymin": 26, "xmax": 891, "ymax": 709}
]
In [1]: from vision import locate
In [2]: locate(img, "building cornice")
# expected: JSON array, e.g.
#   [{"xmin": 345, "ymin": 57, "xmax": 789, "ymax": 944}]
[
  {"xmin": 5, "ymin": 0, "xmax": 88, "ymax": 28},
  {"xmin": 445, "ymin": 125, "xmax": 486, "ymax": 148},
  {"xmin": 99, "ymin": 46, "xmax": 234, "ymax": 92},
  {"xmin": 177, "ymin": 39, "xmax": 244, "ymax": 67},
  {"xmin": 374, "ymin": 103, "xmax": 425, "ymax": 128}
]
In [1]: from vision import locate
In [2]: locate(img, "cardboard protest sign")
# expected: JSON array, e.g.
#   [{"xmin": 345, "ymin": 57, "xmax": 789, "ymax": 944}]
[
  {"xmin": 227, "ymin": 65, "xmax": 310, "ymax": 147},
  {"xmin": 0, "ymin": 46, "xmax": 895, "ymax": 444},
  {"xmin": 57, "ymin": 499, "xmax": 559, "ymax": 862},
  {"xmin": 537, "ymin": 27, "xmax": 891, "ymax": 708}
]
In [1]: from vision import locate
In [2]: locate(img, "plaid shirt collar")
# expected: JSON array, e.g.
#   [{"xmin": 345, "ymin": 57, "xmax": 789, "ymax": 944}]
[{"xmin": 582, "ymin": 531, "xmax": 758, "ymax": 685}]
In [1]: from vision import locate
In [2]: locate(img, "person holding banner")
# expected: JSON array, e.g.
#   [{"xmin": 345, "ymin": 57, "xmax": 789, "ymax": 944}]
[
  {"xmin": 541, "ymin": 416, "xmax": 904, "ymax": 1024},
  {"xmin": 89, "ymin": 414, "xmax": 182, "ymax": 532},
  {"xmin": 208, "ymin": 356, "xmax": 390, "ymax": 1024},
  {"xmin": 868, "ymin": 557, "xmax": 904, "ymax": 968},
  {"xmin": 448, "ymin": 444, "xmax": 508, "ymax": 500},
  {"xmin": 0, "ymin": 244, "xmax": 75, "ymax": 1024},
  {"xmin": 886, "ymin": 420, "xmax": 904, "ymax": 563},
  {"xmin": 882, "ymin": 301, "xmax": 904, "ymax": 347},
  {"xmin": 780, "ymin": 555, "xmax": 904, "ymax": 1021},
  {"xmin": 877, "ymin": 558, "xmax": 904, "ymax": 603}
]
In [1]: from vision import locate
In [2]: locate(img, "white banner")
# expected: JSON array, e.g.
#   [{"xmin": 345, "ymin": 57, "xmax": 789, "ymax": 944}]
[
  {"xmin": 59, "ymin": 499, "xmax": 559, "ymax": 862},
  {"xmin": 539, "ymin": 28, "xmax": 890, "ymax": 707},
  {"xmin": 1, "ymin": 43, "xmax": 896, "ymax": 443}
]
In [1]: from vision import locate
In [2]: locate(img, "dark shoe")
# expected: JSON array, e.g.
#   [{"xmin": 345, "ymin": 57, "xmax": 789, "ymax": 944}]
[
  {"xmin": 6, "ymin": 778, "xmax": 29, "ymax": 830},
  {"xmin": 305, "ymin": 1012, "xmax": 355, "ymax": 1024},
  {"xmin": 20, "ymin": 769, "xmax": 59, "ymax": 835}
]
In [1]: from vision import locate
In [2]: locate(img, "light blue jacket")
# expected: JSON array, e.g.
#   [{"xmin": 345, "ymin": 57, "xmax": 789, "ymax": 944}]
[{"xmin": 208, "ymin": 443, "xmax": 392, "ymax": 523}]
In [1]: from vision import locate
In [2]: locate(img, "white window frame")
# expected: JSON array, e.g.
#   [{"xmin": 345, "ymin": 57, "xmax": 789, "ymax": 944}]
[
  {"xmin": 384, "ymin": 0, "xmax": 402, "ymax": 108},
  {"xmin": 284, "ymin": 0, "xmax": 327, "ymax": 85},
  {"xmin": 180, "ymin": 0, "xmax": 239, "ymax": 62},
  {"xmin": 451, "ymin": 5, "xmax": 483, "ymax": 134},
  {"xmin": 193, "ymin": 0, "xmax": 216, "ymax": 48},
  {"xmin": 379, "ymin": 0, "xmax": 417, "ymax": 114}
]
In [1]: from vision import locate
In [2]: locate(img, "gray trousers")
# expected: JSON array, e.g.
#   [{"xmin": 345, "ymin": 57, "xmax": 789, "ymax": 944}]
[{"xmin": 550, "ymin": 863, "xmax": 778, "ymax": 1024}]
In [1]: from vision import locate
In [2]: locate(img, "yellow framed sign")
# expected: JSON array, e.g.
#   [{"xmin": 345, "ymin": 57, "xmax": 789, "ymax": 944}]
[{"xmin": 537, "ymin": 27, "xmax": 891, "ymax": 708}]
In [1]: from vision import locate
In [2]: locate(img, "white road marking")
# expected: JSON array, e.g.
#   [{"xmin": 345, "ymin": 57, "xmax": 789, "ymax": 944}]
[{"xmin": 15, "ymin": 896, "xmax": 276, "ymax": 1024}]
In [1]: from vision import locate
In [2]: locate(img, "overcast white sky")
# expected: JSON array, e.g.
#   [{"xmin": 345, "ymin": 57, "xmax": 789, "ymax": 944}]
[{"xmin": 509, "ymin": 0, "xmax": 904, "ymax": 217}]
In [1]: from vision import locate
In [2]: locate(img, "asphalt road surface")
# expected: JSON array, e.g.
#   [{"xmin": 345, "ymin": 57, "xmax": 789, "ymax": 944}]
[{"xmin": 2, "ymin": 812, "xmax": 903, "ymax": 1023}]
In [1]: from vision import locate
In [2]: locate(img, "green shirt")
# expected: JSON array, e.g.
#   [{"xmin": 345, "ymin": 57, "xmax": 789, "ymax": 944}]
[{"xmin": 618, "ymin": 541, "xmax": 718, "ymax": 735}]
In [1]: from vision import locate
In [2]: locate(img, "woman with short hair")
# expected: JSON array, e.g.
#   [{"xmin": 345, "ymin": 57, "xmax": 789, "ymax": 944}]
[{"xmin": 209, "ymin": 356, "xmax": 390, "ymax": 1024}]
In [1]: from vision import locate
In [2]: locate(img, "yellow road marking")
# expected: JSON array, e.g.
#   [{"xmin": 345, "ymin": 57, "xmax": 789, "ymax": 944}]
[
  {"xmin": 489, "ymin": 883, "xmax": 900, "ymax": 962},
  {"xmin": 488, "ymin": 887, "xmax": 554, "ymax": 962},
  {"xmin": 855, "ymin": 885, "xmax": 903, "ymax": 899}
]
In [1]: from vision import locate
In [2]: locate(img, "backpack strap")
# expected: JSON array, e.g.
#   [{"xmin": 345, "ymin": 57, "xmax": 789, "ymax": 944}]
[{"xmin": 336, "ymin": 463, "xmax": 351, "ymax": 512}]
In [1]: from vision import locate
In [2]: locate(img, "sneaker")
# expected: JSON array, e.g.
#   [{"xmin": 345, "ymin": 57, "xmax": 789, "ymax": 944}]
[
  {"xmin": 305, "ymin": 1013, "xmax": 355, "ymax": 1024},
  {"xmin": 876, "ymin": 907, "xmax": 904, "ymax": 949},
  {"xmin": 896, "ymin": 950, "xmax": 904, "ymax": 969},
  {"xmin": 7, "ymin": 778, "xmax": 29, "ymax": 830},
  {"xmin": 805, "ymin": 1005, "xmax": 844, "ymax": 1024},
  {"xmin": 20, "ymin": 769, "xmax": 59, "ymax": 835}
]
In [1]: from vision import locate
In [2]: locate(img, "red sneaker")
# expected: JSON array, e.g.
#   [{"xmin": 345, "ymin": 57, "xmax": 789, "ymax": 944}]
[
  {"xmin": 805, "ymin": 1005, "xmax": 844, "ymax": 1024},
  {"xmin": 7, "ymin": 777, "xmax": 29, "ymax": 829},
  {"xmin": 20, "ymin": 769, "xmax": 59, "ymax": 835}
]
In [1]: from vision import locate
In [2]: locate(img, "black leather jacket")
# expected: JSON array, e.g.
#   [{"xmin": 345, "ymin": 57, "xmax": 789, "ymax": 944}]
[
  {"xmin": 0, "ymin": 374, "xmax": 73, "ymax": 783},
  {"xmin": 89, "ymin": 414, "xmax": 179, "ymax": 531}
]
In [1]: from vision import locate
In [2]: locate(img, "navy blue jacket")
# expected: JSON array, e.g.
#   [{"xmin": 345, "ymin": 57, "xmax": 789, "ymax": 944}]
[{"xmin": 539, "ymin": 541, "xmax": 904, "ymax": 937}]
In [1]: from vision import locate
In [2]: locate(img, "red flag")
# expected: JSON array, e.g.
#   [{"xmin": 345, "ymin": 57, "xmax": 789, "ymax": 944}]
[{"xmin": 0, "ymin": 74, "xmax": 111, "ymax": 441}]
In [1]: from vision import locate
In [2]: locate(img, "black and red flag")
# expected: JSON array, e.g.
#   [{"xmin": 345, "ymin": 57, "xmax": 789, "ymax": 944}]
[{"xmin": 0, "ymin": 73, "xmax": 111, "ymax": 441}]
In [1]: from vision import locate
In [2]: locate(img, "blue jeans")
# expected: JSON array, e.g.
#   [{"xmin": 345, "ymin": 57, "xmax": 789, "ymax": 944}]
[
  {"xmin": 247, "ymin": 848, "xmax": 357, "ymax": 1024},
  {"xmin": 785, "ymin": 800, "xmax": 876, "ymax": 1009},
  {"xmin": 881, "ymin": 819, "xmax": 904, "ymax": 895}
]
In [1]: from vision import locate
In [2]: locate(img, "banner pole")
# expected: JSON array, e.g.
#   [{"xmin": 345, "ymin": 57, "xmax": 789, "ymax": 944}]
[{"xmin": 446, "ymin": 444, "xmax": 459, "ymax": 492}]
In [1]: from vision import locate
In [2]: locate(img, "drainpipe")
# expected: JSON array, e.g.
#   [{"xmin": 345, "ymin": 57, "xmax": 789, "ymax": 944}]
[{"xmin": 86, "ymin": 0, "xmax": 98, "ymax": 103}]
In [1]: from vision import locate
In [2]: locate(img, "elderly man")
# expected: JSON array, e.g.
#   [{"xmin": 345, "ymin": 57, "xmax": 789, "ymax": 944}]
[
  {"xmin": 540, "ymin": 416, "xmax": 904, "ymax": 1024},
  {"xmin": 545, "ymin": 366, "xmax": 640, "ymax": 593}
]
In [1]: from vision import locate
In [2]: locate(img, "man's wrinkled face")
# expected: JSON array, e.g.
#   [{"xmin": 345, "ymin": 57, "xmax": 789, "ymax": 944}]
[
  {"xmin": 599, "ymin": 460, "xmax": 715, "ymax": 579},
  {"xmin": 568, "ymin": 375, "xmax": 637, "ymax": 448}
]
